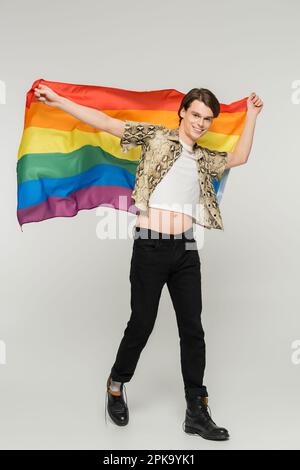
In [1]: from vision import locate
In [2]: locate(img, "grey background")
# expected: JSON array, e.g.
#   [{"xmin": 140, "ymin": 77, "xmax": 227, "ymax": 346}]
[{"xmin": 0, "ymin": 0, "xmax": 299, "ymax": 450}]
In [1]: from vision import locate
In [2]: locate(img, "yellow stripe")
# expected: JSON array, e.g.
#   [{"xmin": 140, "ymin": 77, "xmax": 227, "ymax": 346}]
[
  {"xmin": 17, "ymin": 127, "xmax": 141, "ymax": 161},
  {"xmin": 18, "ymin": 126, "xmax": 239, "ymax": 161},
  {"xmin": 199, "ymin": 131, "xmax": 239, "ymax": 151}
]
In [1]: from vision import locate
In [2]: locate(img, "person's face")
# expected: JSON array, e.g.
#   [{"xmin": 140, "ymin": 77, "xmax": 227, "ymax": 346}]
[{"xmin": 179, "ymin": 99, "xmax": 214, "ymax": 142}]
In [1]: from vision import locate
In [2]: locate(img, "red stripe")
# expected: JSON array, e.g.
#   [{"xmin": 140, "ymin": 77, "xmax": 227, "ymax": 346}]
[{"xmin": 26, "ymin": 78, "xmax": 248, "ymax": 113}]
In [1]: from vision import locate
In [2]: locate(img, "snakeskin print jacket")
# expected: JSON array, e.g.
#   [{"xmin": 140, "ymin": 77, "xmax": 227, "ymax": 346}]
[{"xmin": 120, "ymin": 120, "xmax": 229, "ymax": 230}]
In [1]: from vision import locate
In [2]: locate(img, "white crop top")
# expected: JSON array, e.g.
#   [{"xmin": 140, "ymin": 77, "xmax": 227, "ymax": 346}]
[{"xmin": 148, "ymin": 138, "xmax": 201, "ymax": 221}]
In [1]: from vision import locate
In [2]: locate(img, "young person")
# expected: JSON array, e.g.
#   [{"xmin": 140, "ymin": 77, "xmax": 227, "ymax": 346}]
[{"xmin": 33, "ymin": 84, "xmax": 263, "ymax": 440}]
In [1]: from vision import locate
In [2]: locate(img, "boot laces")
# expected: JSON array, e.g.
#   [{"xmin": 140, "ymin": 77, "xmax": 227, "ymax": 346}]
[{"xmin": 182, "ymin": 400, "xmax": 215, "ymax": 431}]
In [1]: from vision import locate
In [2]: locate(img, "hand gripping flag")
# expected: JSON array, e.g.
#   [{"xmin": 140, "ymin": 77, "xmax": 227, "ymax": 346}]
[{"xmin": 16, "ymin": 78, "xmax": 248, "ymax": 229}]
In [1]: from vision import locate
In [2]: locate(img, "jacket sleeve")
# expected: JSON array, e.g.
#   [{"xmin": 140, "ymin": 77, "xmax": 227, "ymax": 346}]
[
  {"xmin": 201, "ymin": 147, "xmax": 228, "ymax": 181},
  {"xmin": 120, "ymin": 120, "xmax": 162, "ymax": 153}
]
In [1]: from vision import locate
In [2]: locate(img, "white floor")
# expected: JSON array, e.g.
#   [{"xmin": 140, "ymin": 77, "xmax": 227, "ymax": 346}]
[{"xmin": 1, "ymin": 353, "xmax": 299, "ymax": 450}]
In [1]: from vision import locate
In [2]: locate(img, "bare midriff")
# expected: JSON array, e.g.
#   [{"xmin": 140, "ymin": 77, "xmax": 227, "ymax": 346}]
[{"xmin": 136, "ymin": 207, "xmax": 193, "ymax": 235}]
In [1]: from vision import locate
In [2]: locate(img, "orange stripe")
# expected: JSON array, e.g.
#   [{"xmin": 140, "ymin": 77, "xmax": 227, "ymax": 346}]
[{"xmin": 24, "ymin": 103, "xmax": 246, "ymax": 135}]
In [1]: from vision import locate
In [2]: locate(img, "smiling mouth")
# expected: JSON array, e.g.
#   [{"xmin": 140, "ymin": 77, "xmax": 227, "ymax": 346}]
[{"xmin": 192, "ymin": 127, "xmax": 204, "ymax": 132}]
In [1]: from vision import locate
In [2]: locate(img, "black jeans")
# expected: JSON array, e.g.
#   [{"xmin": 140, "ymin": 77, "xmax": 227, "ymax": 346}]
[{"xmin": 110, "ymin": 226, "xmax": 208, "ymax": 399}]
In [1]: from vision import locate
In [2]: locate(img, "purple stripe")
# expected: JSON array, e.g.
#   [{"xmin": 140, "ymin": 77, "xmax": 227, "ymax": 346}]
[{"xmin": 17, "ymin": 185, "xmax": 139, "ymax": 226}]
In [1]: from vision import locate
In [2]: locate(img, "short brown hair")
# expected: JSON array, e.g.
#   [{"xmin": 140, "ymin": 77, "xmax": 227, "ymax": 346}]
[{"xmin": 178, "ymin": 88, "xmax": 220, "ymax": 125}]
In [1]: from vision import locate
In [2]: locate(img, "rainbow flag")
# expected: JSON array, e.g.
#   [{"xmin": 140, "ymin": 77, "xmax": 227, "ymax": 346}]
[{"xmin": 17, "ymin": 78, "xmax": 248, "ymax": 228}]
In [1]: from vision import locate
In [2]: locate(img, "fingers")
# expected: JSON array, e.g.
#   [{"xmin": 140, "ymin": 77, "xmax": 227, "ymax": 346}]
[
  {"xmin": 33, "ymin": 84, "xmax": 48, "ymax": 98},
  {"xmin": 33, "ymin": 89, "xmax": 43, "ymax": 98},
  {"xmin": 249, "ymin": 92, "xmax": 263, "ymax": 106},
  {"xmin": 33, "ymin": 88, "xmax": 47, "ymax": 103},
  {"xmin": 36, "ymin": 83, "xmax": 50, "ymax": 90},
  {"xmin": 33, "ymin": 84, "xmax": 50, "ymax": 96},
  {"xmin": 250, "ymin": 92, "xmax": 259, "ymax": 102},
  {"xmin": 254, "ymin": 97, "xmax": 263, "ymax": 106}
]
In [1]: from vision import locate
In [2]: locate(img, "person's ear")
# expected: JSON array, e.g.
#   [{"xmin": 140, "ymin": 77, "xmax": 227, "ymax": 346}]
[{"xmin": 180, "ymin": 108, "xmax": 185, "ymax": 120}]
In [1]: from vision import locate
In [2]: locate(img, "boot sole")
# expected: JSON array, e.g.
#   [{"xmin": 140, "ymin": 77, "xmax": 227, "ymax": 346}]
[{"xmin": 184, "ymin": 424, "xmax": 229, "ymax": 441}]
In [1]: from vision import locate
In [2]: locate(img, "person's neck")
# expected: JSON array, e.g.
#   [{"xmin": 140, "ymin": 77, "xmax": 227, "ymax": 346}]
[{"xmin": 178, "ymin": 127, "xmax": 195, "ymax": 149}]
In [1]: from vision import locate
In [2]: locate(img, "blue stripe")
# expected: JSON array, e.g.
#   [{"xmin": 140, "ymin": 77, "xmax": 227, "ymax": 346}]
[
  {"xmin": 212, "ymin": 179, "xmax": 221, "ymax": 195},
  {"xmin": 17, "ymin": 164, "xmax": 135, "ymax": 209}
]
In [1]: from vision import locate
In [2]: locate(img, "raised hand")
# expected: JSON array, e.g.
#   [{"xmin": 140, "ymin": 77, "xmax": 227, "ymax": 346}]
[
  {"xmin": 247, "ymin": 92, "xmax": 264, "ymax": 115},
  {"xmin": 33, "ymin": 83, "xmax": 63, "ymax": 107}
]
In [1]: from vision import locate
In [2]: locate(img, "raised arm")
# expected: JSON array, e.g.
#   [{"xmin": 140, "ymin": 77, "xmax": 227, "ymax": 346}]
[
  {"xmin": 33, "ymin": 83, "xmax": 125, "ymax": 138},
  {"xmin": 225, "ymin": 92, "xmax": 264, "ymax": 169}
]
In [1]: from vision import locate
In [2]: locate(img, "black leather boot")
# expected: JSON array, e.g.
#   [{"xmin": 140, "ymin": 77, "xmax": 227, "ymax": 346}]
[
  {"xmin": 184, "ymin": 396, "xmax": 229, "ymax": 441},
  {"xmin": 105, "ymin": 375, "xmax": 129, "ymax": 426}
]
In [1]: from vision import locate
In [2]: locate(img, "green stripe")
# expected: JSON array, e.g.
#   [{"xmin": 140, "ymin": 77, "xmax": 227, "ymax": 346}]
[{"xmin": 17, "ymin": 145, "xmax": 138, "ymax": 184}]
